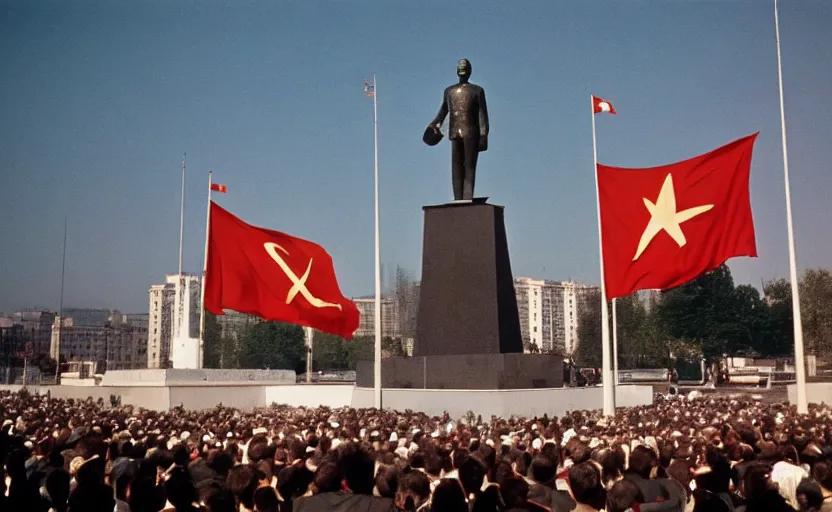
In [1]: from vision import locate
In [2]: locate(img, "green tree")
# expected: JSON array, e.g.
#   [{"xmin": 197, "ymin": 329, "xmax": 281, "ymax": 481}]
[
  {"xmin": 764, "ymin": 278, "xmax": 794, "ymax": 355},
  {"xmin": 575, "ymin": 289, "xmax": 602, "ymax": 367},
  {"xmin": 346, "ymin": 336, "xmax": 374, "ymax": 369},
  {"xmin": 312, "ymin": 331, "xmax": 350, "ymax": 371},
  {"xmin": 240, "ymin": 321, "xmax": 306, "ymax": 372},
  {"xmin": 654, "ymin": 264, "xmax": 740, "ymax": 358},
  {"xmin": 202, "ymin": 312, "xmax": 223, "ymax": 368},
  {"xmin": 800, "ymin": 268, "xmax": 832, "ymax": 356}
]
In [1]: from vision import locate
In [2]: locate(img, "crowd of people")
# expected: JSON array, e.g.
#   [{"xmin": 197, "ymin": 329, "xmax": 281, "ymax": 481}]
[{"xmin": 2, "ymin": 389, "xmax": 832, "ymax": 512}]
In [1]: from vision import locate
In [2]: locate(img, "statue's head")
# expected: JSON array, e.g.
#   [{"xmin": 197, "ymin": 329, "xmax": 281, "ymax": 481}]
[{"xmin": 457, "ymin": 59, "xmax": 471, "ymax": 82}]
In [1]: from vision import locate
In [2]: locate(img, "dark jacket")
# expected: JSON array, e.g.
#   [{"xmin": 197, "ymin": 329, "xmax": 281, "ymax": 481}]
[
  {"xmin": 528, "ymin": 482, "xmax": 575, "ymax": 512},
  {"xmin": 622, "ymin": 474, "xmax": 670, "ymax": 504},
  {"xmin": 293, "ymin": 492, "xmax": 394, "ymax": 512},
  {"xmin": 432, "ymin": 83, "xmax": 489, "ymax": 141}
]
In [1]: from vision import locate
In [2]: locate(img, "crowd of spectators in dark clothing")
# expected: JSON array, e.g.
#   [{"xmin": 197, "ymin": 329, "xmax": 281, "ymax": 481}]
[{"xmin": 3, "ymin": 389, "xmax": 832, "ymax": 512}]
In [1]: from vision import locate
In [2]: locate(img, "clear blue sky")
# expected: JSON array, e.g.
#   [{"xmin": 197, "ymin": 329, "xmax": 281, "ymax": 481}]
[{"xmin": 1, "ymin": 0, "xmax": 830, "ymax": 314}]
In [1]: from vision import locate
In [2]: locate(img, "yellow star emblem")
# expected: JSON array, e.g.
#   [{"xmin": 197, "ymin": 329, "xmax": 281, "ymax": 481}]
[{"xmin": 633, "ymin": 174, "xmax": 714, "ymax": 261}]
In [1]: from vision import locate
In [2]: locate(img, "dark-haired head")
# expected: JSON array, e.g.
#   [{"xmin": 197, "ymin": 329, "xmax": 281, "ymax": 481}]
[{"xmin": 568, "ymin": 462, "xmax": 606, "ymax": 510}]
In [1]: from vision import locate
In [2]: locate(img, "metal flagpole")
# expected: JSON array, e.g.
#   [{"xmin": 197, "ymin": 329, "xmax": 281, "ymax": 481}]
[
  {"xmin": 56, "ymin": 216, "xmax": 67, "ymax": 381},
  {"xmin": 372, "ymin": 75, "xmax": 382, "ymax": 410},
  {"xmin": 591, "ymin": 95, "xmax": 615, "ymax": 416},
  {"xmin": 198, "ymin": 171, "xmax": 213, "ymax": 370},
  {"xmin": 612, "ymin": 297, "xmax": 619, "ymax": 385},
  {"xmin": 179, "ymin": 154, "xmax": 186, "ymax": 276},
  {"xmin": 774, "ymin": 0, "xmax": 807, "ymax": 414}
]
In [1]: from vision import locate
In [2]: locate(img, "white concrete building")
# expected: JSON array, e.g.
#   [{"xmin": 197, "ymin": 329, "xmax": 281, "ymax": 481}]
[
  {"xmin": 148, "ymin": 274, "xmax": 202, "ymax": 369},
  {"xmin": 50, "ymin": 315, "xmax": 148, "ymax": 370},
  {"xmin": 353, "ymin": 297, "xmax": 400, "ymax": 339},
  {"xmin": 514, "ymin": 278, "xmax": 598, "ymax": 355}
]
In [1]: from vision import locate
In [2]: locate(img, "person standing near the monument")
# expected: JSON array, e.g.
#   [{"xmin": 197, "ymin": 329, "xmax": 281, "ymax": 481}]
[{"xmin": 426, "ymin": 58, "xmax": 489, "ymax": 201}]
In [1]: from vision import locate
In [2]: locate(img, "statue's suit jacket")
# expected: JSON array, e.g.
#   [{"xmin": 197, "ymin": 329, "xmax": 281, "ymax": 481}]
[{"xmin": 432, "ymin": 82, "xmax": 489, "ymax": 143}]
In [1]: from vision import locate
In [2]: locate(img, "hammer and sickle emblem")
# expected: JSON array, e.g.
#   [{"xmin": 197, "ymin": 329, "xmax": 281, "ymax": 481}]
[{"xmin": 264, "ymin": 242, "xmax": 342, "ymax": 310}]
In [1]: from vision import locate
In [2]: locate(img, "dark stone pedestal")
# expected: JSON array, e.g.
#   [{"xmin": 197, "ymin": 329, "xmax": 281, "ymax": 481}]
[
  {"xmin": 414, "ymin": 202, "xmax": 522, "ymax": 356},
  {"xmin": 355, "ymin": 201, "xmax": 565, "ymax": 390},
  {"xmin": 357, "ymin": 354, "xmax": 564, "ymax": 389}
]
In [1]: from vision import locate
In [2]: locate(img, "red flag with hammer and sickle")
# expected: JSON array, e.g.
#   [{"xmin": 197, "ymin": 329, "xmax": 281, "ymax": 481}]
[{"xmin": 204, "ymin": 202, "xmax": 359, "ymax": 339}]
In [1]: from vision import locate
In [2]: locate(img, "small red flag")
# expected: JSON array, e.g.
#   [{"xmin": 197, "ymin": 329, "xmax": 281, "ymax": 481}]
[
  {"xmin": 598, "ymin": 133, "xmax": 758, "ymax": 300},
  {"xmin": 211, "ymin": 183, "xmax": 227, "ymax": 193},
  {"xmin": 592, "ymin": 96, "xmax": 616, "ymax": 115},
  {"xmin": 204, "ymin": 202, "xmax": 359, "ymax": 338}
]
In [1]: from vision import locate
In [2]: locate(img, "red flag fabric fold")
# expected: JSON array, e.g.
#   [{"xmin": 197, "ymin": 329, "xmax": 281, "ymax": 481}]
[{"xmin": 204, "ymin": 202, "xmax": 359, "ymax": 339}]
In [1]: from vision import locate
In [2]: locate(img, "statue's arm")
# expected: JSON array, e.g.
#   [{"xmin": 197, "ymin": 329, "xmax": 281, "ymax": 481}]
[
  {"xmin": 479, "ymin": 87, "xmax": 489, "ymax": 137},
  {"xmin": 431, "ymin": 89, "xmax": 448, "ymax": 128}
]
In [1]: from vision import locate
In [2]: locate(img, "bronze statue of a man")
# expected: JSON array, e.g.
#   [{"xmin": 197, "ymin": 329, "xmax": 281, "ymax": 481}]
[{"xmin": 426, "ymin": 59, "xmax": 489, "ymax": 201}]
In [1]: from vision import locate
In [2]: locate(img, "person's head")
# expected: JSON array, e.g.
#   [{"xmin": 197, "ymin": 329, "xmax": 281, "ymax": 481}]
[
  {"xmin": 45, "ymin": 468, "xmax": 71, "ymax": 511},
  {"xmin": 667, "ymin": 459, "xmax": 693, "ymax": 497},
  {"xmin": 396, "ymin": 470, "xmax": 431, "ymax": 511},
  {"xmin": 431, "ymin": 478, "xmax": 468, "ymax": 512},
  {"xmin": 742, "ymin": 462, "xmax": 775, "ymax": 500},
  {"xmin": 812, "ymin": 461, "xmax": 832, "ymax": 492},
  {"xmin": 204, "ymin": 487, "xmax": 236, "ymax": 512},
  {"xmin": 607, "ymin": 479, "xmax": 643, "ymax": 512},
  {"xmin": 456, "ymin": 59, "xmax": 472, "ymax": 82},
  {"xmin": 530, "ymin": 455, "xmax": 557, "ymax": 485},
  {"xmin": 500, "ymin": 476, "xmax": 530, "ymax": 509},
  {"xmin": 627, "ymin": 445, "xmax": 656, "ymax": 479},
  {"xmin": 458, "ymin": 456, "xmax": 487, "ymax": 496},
  {"xmin": 796, "ymin": 478, "xmax": 823, "ymax": 511},
  {"xmin": 226, "ymin": 464, "xmax": 258, "ymax": 511},
  {"xmin": 164, "ymin": 466, "xmax": 197, "ymax": 511},
  {"xmin": 338, "ymin": 442, "xmax": 375, "ymax": 495},
  {"xmin": 374, "ymin": 464, "xmax": 399, "ymax": 499},
  {"xmin": 252, "ymin": 486, "xmax": 279, "ymax": 512},
  {"xmin": 312, "ymin": 461, "xmax": 342, "ymax": 494},
  {"xmin": 568, "ymin": 461, "xmax": 607, "ymax": 510}
]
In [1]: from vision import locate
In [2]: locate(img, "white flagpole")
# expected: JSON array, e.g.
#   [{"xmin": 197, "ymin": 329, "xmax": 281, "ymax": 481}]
[
  {"xmin": 179, "ymin": 154, "xmax": 186, "ymax": 277},
  {"xmin": 372, "ymin": 75, "xmax": 382, "ymax": 410},
  {"xmin": 198, "ymin": 171, "xmax": 212, "ymax": 370},
  {"xmin": 612, "ymin": 297, "xmax": 619, "ymax": 385},
  {"xmin": 774, "ymin": 0, "xmax": 807, "ymax": 414},
  {"xmin": 591, "ymin": 95, "xmax": 615, "ymax": 416}
]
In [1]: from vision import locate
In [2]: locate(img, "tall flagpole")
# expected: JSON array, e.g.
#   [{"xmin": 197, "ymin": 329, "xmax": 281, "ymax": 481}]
[
  {"xmin": 372, "ymin": 75, "xmax": 382, "ymax": 410},
  {"xmin": 56, "ymin": 216, "xmax": 67, "ymax": 380},
  {"xmin": 179, "ymin": 154, "xmax": 186, "ymax": 276},
  {"xmin": 774, "ymin": 0, "xmax": 807, "ymax": 414},
  {"xmin": 612, "ymin": 297, "xmax": 619, "ymax": 385},
  {"xmin": 198, "ymin": 171, "xmax": 213, "ymax": 370},
  {"xmin": 591, "ymin": 95, "xmax": 615, "ymax": 416}
]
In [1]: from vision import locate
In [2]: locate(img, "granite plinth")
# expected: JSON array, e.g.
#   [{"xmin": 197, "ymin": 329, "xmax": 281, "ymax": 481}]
[
  {"xmin": 356, "ymin": 354, "xmax": 563, "ymax": 390},
  {"xmin": 414, "ymin": 202, "xmax": 523, "ymax": 357}
]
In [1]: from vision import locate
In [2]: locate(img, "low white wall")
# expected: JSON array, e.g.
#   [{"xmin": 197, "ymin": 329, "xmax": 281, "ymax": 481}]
[
  {"xmin": 169, "ymin": 386, "xmax": 264, "ymax": 411},
  {"xmin": 100, "ymin": 369, "xmax": 296, "ymax": 387},
  {"xmin": 351, "ymin": 385, "xmax": 653, "ymax": 418},
  {"xmin": 787, "ymin": 383, "xmax": 832, "ymax": 405},
  {"xmin": 265, "ymin": 384, "xmax": 356, "ymax": 409}
]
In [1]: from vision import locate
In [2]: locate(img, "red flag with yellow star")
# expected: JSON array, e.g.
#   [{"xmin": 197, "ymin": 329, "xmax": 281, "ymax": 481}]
[{"xmin": 597, "ymin": 133, "xmax": 759, "ymax": 300}]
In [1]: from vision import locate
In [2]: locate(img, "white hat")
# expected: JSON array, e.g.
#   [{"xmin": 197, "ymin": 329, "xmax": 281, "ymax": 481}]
[
  {"xmin": 253, "ymin": 427, "xmax": 267, "ymax": 436},
  {"xmin": 202, "ymin": 434, "xmax": 212, "ymax": 442},
  {"xmin": 561, "ymin": 429, "xmax": 576, "ymax": 447},
  {"xmin": 331, "ymin": 438, "xmax": 342, "ymax": 450},
  {"xmin": 330, "ymin": 422, "xmax": 340, "ymax": 428},
  {"xmin": 389, "ymin": 432, "xmax": 399, "ymax": 443},
  {"xmin": 371, "ymin": 430, "xmax": 379, "ymax": 438},
  {"xmin": 532, "ymin": 438, "xmax": 543, "ymax": 450},
  {"xmin": 395, "ymin": 446, "xmax": 410, "ymax": 459},
  {"xmin": 180, "ymin": 431, "xmax": 191, "ymax": 441},
  {"xmin": 485, "ymin": 439, "xmax": 495, "ymax": 447}
]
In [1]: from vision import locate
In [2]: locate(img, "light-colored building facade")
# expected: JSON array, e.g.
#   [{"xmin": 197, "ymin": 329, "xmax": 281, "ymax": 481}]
[
  {"xmin": 11, "ymin": 311, "xmax": 55, "ymax": 358},
  {"xmin": 353, "ymin": 297, "xmax": 400, "ymax": 339},
  {"xmin": 50, "ymin": 315, "xmax": 148, "ymax": 370},
  {"xmin": 148, "ymin": 274, "xmax": 202, "ymax": 369},
  {"xmin": 514, "ymin": 278, "xmax": 598, "ymax": 355}
]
